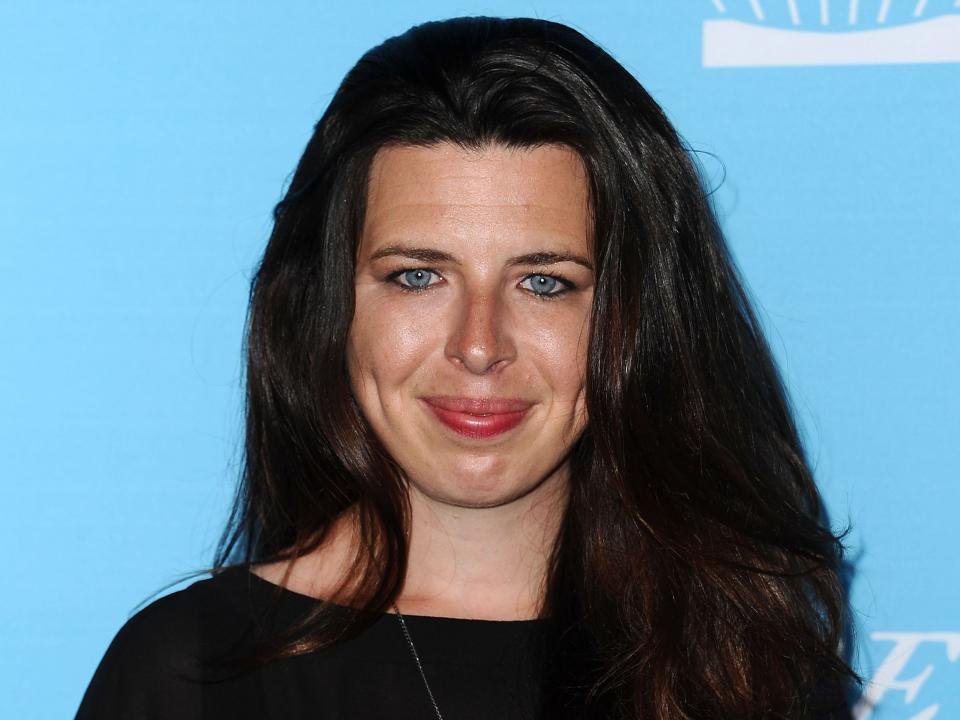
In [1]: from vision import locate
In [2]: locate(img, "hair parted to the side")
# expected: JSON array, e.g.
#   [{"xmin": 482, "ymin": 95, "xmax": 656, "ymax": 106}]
[{"xmin": 211, "ymin": 16, "xmax": 858, "ymax": 719}]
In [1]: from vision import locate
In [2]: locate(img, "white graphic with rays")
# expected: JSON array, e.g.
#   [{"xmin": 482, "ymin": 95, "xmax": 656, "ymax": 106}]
[{"xmin": 703, "ymin": 0, "xmax": 960, "ymax": 66}]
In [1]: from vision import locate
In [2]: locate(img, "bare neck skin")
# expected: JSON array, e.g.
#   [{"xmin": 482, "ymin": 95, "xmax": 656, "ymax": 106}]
[
  {"xmin": 252, "ymin": 467, "xmax": 568, "ymax": 621},
  {"xmin": 400, "ymin": 465, "xmax": 568, "ymax": 619}
]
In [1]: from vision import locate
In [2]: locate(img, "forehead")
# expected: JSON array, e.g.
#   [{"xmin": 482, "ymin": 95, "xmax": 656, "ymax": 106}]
[{"xmin": 360, "ymin": 142, "xmax": 592, "ymax": 256}]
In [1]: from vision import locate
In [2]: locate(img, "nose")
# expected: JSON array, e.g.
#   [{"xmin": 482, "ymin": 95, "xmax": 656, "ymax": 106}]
[{"xmin": 444, "ymin": 286, "xmax": 516, "ymax": 375}]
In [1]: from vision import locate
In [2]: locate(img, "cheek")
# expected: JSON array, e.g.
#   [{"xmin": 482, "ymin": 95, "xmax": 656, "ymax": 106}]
[
  {"xmin": 348, "ymin": 299, "xmax": 441, "ymax": 388},
  {"xmin": 525, "ymin": 314, "xmax": 590, "ymax": 395}
]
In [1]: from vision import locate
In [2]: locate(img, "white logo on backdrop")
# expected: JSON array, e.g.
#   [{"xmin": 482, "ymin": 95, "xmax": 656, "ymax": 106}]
[
  {"xmin": 853, "ymin": 632, "xmax": 960, "ymax": 720},
  {"xmin": 703, "ymin": 1, "xmax": 960, "ymax": 67}
]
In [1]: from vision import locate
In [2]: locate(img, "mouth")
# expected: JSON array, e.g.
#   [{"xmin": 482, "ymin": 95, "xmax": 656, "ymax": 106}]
[{"xmin": 420, "ymin": 396, "xmax": 533, "ymax": 440}]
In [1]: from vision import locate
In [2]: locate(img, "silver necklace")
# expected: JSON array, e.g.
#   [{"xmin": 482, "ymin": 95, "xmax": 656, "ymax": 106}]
[{"xmin": 392, "ymin": 603, "xmax": 446, "ymax": 720}]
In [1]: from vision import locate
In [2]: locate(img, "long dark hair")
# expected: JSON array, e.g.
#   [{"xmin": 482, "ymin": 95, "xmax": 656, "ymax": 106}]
[{"xmin": 213, "ymin": 16, "xmax": 857, "ymax": 719}]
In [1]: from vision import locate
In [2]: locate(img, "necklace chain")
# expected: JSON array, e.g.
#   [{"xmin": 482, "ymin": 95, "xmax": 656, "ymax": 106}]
[{"xmin": 392, "ymin": 603, "xmax": 446, "ymax": 720}]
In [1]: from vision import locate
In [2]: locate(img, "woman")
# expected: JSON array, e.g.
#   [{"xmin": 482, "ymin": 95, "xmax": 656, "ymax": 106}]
[{"xmin": 76, "ymin": 16, "xmax": 858, "ymax": 720}]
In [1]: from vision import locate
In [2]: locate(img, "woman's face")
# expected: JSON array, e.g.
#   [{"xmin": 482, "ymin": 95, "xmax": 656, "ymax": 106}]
[{"xmin": 348, "ymin": 142, "xmax": 593, "ymax": 509}]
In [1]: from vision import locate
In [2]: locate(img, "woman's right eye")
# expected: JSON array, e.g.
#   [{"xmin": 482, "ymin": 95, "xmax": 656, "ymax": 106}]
[{"xmin": 388, "ymin": 268, "xmax": 441, "ymax": 291}]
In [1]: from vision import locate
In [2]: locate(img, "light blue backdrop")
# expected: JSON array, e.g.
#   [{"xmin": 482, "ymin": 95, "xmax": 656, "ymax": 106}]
[{"xmin": 2, "ymin": 2, "xmax": 957, "ymax": 718}]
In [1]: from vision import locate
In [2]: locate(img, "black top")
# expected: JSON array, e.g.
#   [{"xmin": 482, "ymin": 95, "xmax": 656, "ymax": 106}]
[{"xmin": 75, "ymin": 566, "xmax": 553, "ymax": 719}]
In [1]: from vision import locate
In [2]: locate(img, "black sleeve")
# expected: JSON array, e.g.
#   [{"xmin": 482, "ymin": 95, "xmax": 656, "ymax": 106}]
[{"xmin": 75, "ymin": 587, "xmax": 204, "ymax": 720}]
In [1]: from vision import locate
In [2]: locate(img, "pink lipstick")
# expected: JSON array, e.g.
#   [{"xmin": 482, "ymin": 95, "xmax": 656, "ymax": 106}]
[{"xmin": 422, "ymin": 396, "xmax": 532, "ymax": 440}]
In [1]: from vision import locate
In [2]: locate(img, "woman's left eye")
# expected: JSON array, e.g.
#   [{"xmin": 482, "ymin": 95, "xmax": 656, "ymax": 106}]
[{"xmin": 520, "ymin": 274, "xmax": 571, "ymax": 298}]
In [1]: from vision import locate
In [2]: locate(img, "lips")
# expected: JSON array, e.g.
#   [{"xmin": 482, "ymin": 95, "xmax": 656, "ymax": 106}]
[{"xmin": 421, "ymin": 396, "xmax": 533, "ymax": 440}]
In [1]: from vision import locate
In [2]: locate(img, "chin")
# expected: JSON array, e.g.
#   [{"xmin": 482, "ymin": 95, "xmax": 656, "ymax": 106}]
[
  {"xmin": 423, "ymin": 486, "xmax": 531, "ymax": 510},
  {"xmin": 409, "ymin": 464, "xmax": 562, "ymax": 510}
]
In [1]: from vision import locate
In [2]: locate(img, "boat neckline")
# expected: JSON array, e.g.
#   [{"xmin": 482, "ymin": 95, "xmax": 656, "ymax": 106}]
[{"xmin": 231, "ymin": 564, "xmax": 553, "ymax": 625}]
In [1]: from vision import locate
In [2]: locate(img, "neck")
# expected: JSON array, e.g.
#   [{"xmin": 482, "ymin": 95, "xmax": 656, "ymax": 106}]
[
  {"xmin": 398, "ymin": 471, "xmax": 568, "ymax": 620},
  {"xmin": 252, "ymin": 470, "xmax": 569, "ymax": 621}
]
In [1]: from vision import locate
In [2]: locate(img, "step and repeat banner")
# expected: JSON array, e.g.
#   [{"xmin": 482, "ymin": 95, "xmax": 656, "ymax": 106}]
[{"xmin": 2, "ymin": 2, "xmax": 957, "ymax": 717}]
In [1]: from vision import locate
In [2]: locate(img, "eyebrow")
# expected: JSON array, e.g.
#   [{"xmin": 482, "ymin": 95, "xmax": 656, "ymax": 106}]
[{"xmin": 368, "ymin": 245, "xmax": 594, "ymax": 271}]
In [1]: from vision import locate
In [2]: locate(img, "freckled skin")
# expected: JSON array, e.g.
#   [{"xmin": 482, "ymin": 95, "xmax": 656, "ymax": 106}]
[{"xmin": 348, "ymin": 142, "xmax": 594, "ymax": 510}]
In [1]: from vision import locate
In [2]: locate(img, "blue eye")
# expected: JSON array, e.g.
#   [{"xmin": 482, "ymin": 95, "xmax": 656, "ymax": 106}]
[
  {"xmin": 521, "ymin": 274, "xmax": 568, "ymax": 297},
  {"xmin": 395, "ymin": 269, "xmax": 437, "ymax": 290},
  {"xmin": 387, "ymin": 268, "xmax": 572, "ymax": 298}
]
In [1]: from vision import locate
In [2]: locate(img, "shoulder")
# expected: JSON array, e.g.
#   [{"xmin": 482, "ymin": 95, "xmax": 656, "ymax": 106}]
[{"xmin": 75, "ymin": 568, "xmax": 251, "ymax": 719}]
